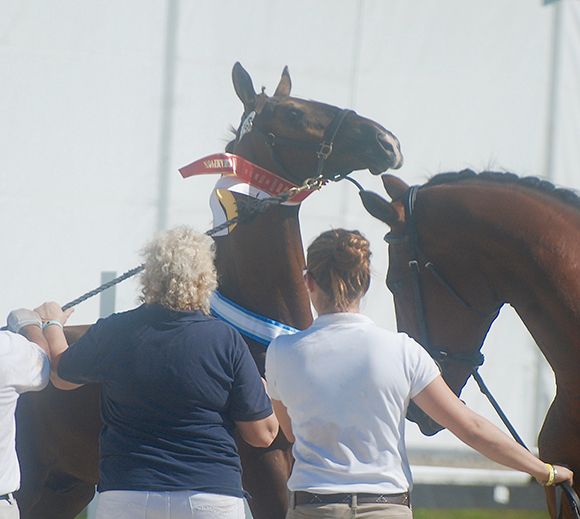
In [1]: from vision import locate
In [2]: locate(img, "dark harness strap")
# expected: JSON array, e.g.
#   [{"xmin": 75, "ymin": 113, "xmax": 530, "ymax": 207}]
[
  {"xmin": 404, "ymin": 186, "xmax": 431, "ymax": 351},
  {"xmin": 244, "ymin": 109, "xmax": 354, "ymax": 184},
  {"xmin": 396, "ymin": 186, "xmax": 491, "ymax": 368},
  {"xmin": 558, "ymin": 482, "xmax": 580, "ymax": 519}
]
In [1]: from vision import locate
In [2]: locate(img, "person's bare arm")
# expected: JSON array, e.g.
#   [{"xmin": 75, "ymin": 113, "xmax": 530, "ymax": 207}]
[
  {"xmin": 235, "ymin": 413, "xmax": 279, "ymax": 448},
  {"xmin": 271, "ymin": 399, "xmax": 295, "ymax": 443},
  {"xmin": 42, "ymin": 325, "xmax": 82, "ymax": 390},
  {"xmin": 413, "ymin": 375, "xmax": 573, "ymax": 486},
  {"xmin": 19, "ymin": 323, "xmax": 49, "ymax": 355},
  {"xmin": 34, "ymin": 302, "xmax": 82, "ymax": 390}
]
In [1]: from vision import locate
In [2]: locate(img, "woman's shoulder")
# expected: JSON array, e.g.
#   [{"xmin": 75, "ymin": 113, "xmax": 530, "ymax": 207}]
[{"xmin": 268, "ymin": 329, "xmax": 305, "ymax": 352}]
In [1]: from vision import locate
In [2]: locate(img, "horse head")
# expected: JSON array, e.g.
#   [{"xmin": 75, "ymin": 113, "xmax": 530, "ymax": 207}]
[
  {"xmin": 213, "ymin": 63, "xmax": 405, "ymax": 351},
  {"xmin": 228, "ymin": 62, "xmax": 403, "ymax": 184},
  {"xmin": 360, "ymin": 174, "xmax": 500, "ymax": 436}
]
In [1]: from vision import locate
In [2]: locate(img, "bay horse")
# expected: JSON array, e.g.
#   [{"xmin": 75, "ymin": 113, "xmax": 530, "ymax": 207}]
[
  {"xmin": 360, "ymin": 170, "xmax": 580, "ymax": 518},
  {"xmin": 15, "ymin": 62, "xmax": 402, "ymax": 519}
]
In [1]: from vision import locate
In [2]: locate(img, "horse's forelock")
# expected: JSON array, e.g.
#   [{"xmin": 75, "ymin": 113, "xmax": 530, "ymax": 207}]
[{"xmin": 254, "ymin": 92, "xmax": 269, "ymax": 113}]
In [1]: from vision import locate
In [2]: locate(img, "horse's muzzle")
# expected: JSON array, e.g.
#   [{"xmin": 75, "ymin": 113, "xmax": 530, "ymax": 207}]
[{"xmin": 375, "ymin": 131, "xmax": 403, "ymax": 172}]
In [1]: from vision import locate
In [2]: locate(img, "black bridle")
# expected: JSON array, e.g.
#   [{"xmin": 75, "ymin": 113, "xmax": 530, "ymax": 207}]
[
  {"xmin": 385, "ymin": 185, "xmax": 497, "ymax": 370},
  {"xmin": 237, "ymin": 108, "xmax": 354, "ymax": 185},
  {"xmin": 387, "ymin": 186, "xmax": 534, "ymax": 438},
  {"xmin": 386, "ymin": 185, "xmax": 580, "ymax": 519}
]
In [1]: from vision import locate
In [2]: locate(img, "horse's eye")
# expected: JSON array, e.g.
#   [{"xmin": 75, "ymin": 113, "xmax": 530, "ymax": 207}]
[
  {"xmin": 387, "ymin": 279, "xmax": 405, "ymax": 295},
  {"xmin": 287, "ymin": 110, "xmax": 300, "ymax": 122}
]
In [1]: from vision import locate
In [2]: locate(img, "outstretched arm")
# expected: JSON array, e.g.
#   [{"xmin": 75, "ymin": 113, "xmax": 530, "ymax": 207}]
[{"xmin": 412, "ymin": 375, "xmax": 573, "ymax": 486}]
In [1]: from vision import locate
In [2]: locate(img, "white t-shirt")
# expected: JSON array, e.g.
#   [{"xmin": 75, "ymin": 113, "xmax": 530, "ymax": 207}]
[
  {"xmin": 0, "ymin": 331, "xmax": 50, "ymax": 494},
  {"xmin": 265, "ymin": 313, "xmax": 439, "ymax": 494}
]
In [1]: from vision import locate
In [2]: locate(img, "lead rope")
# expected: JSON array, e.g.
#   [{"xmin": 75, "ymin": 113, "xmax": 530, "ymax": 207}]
[
  {"xmin": 470, "ymin": 369, "xmax": 527, "ymax": 447},
  {"xmin": 473, "ymin": 364, "xmax": 580, "ymax": 519},
  {"xmin": 61, "ymin": 175, "xmax": 324, "ymax": 311}
]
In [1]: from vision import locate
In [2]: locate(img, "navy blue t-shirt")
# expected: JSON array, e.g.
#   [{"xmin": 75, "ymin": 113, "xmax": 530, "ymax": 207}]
[{"xmin": 58, "ymin": 304, "xmax": 273, "ymax": 497}]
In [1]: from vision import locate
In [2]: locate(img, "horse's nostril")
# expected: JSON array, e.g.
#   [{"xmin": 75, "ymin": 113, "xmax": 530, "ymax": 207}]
[
  {"xmin": 377, "ymin": 132, "xmax": 394, "ymax": 152},
  {"xmin": 377, "ymin": 132, "xmax": 404, "ymax": 169},
  {"xmin": 378, "ymin": 131, "xmax": 402, "ymax": 153}
]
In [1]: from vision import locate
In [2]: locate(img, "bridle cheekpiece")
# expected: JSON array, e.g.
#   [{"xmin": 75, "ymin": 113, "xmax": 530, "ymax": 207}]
[{"xmin": 385, "ymin": 185, "xmax": 498, "ymax": 371}]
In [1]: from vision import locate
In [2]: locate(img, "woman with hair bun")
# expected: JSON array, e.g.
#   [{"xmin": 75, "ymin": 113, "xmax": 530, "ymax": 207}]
[
  {"xmin": 266, "ymin": 228, "xmax": 572, "ymax": 518},
  {"xmin": 32, "ymin": 226, "xmax": 279, "ymax": 519}
]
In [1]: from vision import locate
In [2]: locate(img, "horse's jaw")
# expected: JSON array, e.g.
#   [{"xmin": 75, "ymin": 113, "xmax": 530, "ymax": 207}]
[{"xmin": 406, "ymin": 400, "xmax": 445, "ymax": 436}]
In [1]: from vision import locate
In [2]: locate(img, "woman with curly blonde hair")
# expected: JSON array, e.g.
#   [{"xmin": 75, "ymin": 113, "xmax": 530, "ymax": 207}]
[
  {"xmin": 140, "ymin": 226, "xmax": 217, "ymax": 312},
  {"xmin": 33, "ymin": 226, "xmax": 279, "ymax": 519}
]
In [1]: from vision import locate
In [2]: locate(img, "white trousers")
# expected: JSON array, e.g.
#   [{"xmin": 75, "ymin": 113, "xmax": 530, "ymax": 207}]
[
  {"xmin": 96, "ymin": 490, "xmax": 246, "ymax": 519},
  {"xmin": 0, "ymin": 494, "xmax": 19, "ymax": 519}
]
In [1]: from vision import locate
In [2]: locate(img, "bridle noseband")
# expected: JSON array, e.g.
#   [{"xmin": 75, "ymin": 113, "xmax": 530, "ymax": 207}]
[
  {"xmin": 237, "ymin": 108, "xmax": 354, "ymax": 185},
  {"xmin": 385, "ymin": 185, "xmax": 499, "ymax": 370}
]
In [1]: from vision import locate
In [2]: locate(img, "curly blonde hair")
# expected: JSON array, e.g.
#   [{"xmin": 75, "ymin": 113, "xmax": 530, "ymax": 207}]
[
  {"xmin": 139, "ymin": 226, "xmax": 217, "ymax": 313},
  {"xmin": 306, "ymin": 229, "xmax": 371, "ymax": 312}
]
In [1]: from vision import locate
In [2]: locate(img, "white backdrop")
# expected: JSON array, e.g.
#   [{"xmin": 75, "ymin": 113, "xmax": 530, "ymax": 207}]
[{"xmin": 1, "ymin": 0, "xmax": 579, "ymax": 486}]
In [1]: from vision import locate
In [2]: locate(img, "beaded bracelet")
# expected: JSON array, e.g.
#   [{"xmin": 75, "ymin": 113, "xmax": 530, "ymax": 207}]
[
  {"xmin": 542, "ymin": 464, "xmax": 557, "ymax": 486},
  {"xmin": 42, "ymin": 320, "xmax": 63, "ymax": 330}
]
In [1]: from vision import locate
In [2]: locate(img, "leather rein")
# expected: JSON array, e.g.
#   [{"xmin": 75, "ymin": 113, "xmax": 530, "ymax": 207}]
[{"xmin": 386, "ymin": 185, "xmax": 580, "ymax": 518}]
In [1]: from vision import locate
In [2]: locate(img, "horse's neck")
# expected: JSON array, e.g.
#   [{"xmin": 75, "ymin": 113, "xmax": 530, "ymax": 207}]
[
  {"xmin": 506, "ymin": 214, "xmax": 580, "ymax": 383},
  {"xmin": 213, "ymin": 141, "xmax": 313, "ymax": 330},
  {"xmin": 436, "ymin": 187, "xmax": 580, "ymax": 381},
  {"xmin": 214, "ymin": 203, "xmax": 313, "ymax": 331}
]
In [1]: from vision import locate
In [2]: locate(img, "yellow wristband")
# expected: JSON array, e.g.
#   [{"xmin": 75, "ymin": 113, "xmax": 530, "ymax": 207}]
[{"xmin": 543, "ymin": 464, "xmax": 556, "ymax": 486}]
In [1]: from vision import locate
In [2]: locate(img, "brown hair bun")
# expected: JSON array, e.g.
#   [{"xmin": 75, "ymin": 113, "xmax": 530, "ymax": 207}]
[{"xmin": 306, "ymin": 229, "xmax": 371, "ymax": 311}]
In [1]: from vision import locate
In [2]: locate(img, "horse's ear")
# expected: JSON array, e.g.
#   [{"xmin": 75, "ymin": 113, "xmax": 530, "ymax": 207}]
[
  {"xmin": 359, "ymin": 190, "xmax": 401, "ymax": 227},
  {"xmin": 274, "ymin": 66, "xmax": 291, "ymax": 97},
  {"xmin": 232, "ymin": 62, "xmax": 257, "ymax": 112},
  {"xmin": 382, "ymin": 174, "xmax": 409, "ymax": 200}
]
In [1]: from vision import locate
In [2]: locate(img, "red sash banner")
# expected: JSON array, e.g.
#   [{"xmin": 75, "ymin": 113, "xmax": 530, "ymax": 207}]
[{"xmin": 179, "ymin": 153, "xmax": 317, "ymax": 204}]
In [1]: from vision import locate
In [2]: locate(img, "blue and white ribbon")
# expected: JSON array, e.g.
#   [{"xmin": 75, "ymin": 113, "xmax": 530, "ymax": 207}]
[{"xmin": 210, "ymin": 290, "xmax": 299, "ymax": 344}]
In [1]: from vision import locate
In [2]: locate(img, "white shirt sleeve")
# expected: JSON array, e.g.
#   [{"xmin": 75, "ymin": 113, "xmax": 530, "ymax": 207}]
[
  {"xmin": 404, "ymin": 334, "xmax": 441, "ymax": 399},
  {"xmin": 264, "ymin": 338, "xmax": 281, "ymax": 401},
  {"xmin": 1, "ymin": 331, "xmax": 50, "ymax": 393}
]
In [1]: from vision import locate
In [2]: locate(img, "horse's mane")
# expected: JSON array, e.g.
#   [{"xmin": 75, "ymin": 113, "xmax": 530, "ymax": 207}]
[{"xmin": 425, "ymin": 169, "xmax": 580, "ymax": 209}]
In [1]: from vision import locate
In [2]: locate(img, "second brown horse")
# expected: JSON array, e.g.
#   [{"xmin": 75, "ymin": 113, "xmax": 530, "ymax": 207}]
[{"xmin": 361, "ymin": 171, "xmax": 580, "ymax": 518}]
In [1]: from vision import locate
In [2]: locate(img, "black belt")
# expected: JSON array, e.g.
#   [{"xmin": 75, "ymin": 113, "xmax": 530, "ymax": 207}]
[
  {"xmin": 0, "ymin": 493, "xmax": 12, "ymax": 501},
  {"xmin": 293, "ymin": 491, "xmax": 409, "ymax": 508}
]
